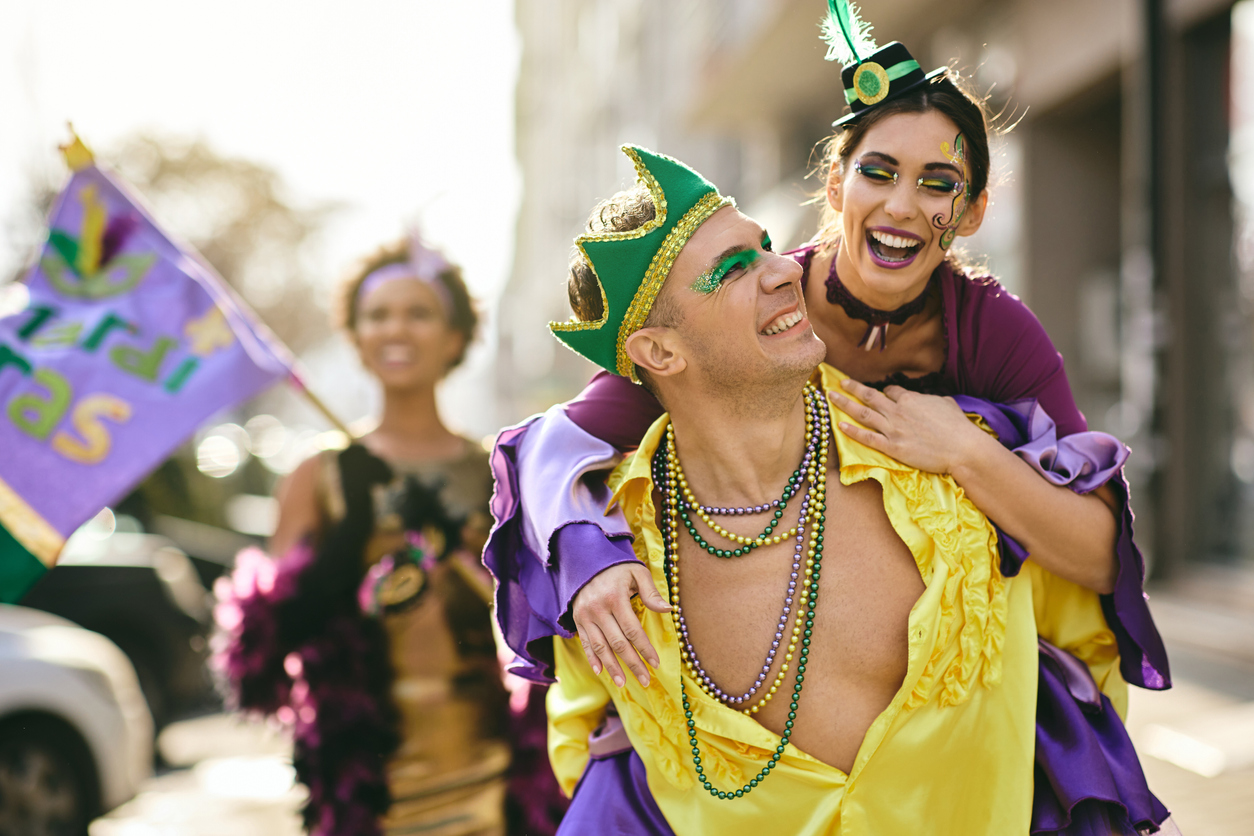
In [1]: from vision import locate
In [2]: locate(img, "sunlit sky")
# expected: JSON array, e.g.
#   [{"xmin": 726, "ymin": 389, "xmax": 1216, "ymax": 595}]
[{"xmin": 0, "ymin": 0, "xmax": 521, "ymax": 303}]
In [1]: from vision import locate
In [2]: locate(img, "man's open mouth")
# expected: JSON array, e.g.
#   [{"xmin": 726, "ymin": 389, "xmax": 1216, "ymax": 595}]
[
  {"xmin": 761, "ymin": 309, "xmax": 804, "ymax": 336},
  {"xmin": 866, "ymin": 229, "xmax": 923, "ymax": 264}
]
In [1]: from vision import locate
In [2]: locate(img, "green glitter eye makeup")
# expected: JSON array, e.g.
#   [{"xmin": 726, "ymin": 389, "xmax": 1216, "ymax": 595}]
[{"xmin": 691, "ymin": 249, "xmax": 759, "ymax": 295}]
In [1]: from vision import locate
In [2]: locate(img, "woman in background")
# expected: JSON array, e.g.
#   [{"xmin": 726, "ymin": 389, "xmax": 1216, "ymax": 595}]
[{"xmin": 219, "ymin": 236, "xmax": 563, "ymax": 836}]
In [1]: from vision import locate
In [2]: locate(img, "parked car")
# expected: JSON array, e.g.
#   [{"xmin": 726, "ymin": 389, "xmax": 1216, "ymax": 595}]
[
  {"xmin": 0, "ymin": 605, "xmax": 153, "ymax": 835},
  {"xmin": 20, "ymin": 527, "xmax": 219, "ymax": 730}
]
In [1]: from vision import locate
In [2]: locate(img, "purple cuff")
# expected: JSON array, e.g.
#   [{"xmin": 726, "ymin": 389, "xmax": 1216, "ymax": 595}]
[
  {"xmin": 485, "ymin": 412, "xmax": 640, "ymax": 682},
  {"xmin": 1033, "ymin": 640, "xmax": 1171, "ymax": 834},
  {"xmin": 953, "ymin": 396, "xmax": 1170, "ymax": 691}
]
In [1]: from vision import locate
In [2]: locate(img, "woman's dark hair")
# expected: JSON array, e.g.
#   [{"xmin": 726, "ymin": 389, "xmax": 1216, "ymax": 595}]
[
  {"xmin": 336, "ymin": 240, "xmax": 479, "ymax": 369},
  {"xmin": 813, "ymin": 72, "xmax": 994, "ymax": 246}
]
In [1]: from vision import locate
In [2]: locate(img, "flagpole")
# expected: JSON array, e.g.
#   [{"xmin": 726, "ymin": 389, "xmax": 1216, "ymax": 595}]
[{"xmin": 288, "ymin": 374, "xmax": 353, "ymax": 438}]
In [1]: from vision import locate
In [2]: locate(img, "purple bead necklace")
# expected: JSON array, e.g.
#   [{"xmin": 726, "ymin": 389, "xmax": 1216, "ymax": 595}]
[{"xmin": 660, "ymin": 384, "xmax": 831, "ymax": 712}]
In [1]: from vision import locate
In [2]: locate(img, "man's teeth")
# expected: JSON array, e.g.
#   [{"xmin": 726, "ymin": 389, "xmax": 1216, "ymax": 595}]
[
  {"xmin": 869, "ymin": 230, "xmax": 920, "ymax": 250},
  {"xmin": 762, "ymin": 310, "xmax": 803, "ymax": 335}
]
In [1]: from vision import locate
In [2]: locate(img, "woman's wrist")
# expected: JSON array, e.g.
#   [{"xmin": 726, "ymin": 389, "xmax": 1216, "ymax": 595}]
[{"xmin": 946, "ymin": 421, "xmax": 1006, "ymax": 484}]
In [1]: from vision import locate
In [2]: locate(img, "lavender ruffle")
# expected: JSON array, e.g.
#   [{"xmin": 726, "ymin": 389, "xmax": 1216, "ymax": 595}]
[
  {"xmin": 953, "ymin": 396, "xmax": 1170, "ymax": 692},
  {"xmin": 485, "ymin": 412, "xmax": 638, "ymax": 682}
]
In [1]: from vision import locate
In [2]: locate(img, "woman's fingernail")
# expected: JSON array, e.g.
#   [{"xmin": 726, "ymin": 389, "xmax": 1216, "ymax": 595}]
[
  {"xmin": 613, "ymin": 675, "xmax": 625, "ymax": 687},
  {"xmin": 638, "ymin": 673, "xmax": 650, "ymax": 687}
]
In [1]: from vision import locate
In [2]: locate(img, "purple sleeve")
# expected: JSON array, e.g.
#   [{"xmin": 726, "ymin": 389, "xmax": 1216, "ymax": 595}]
[
  {"xmin": 565, "ymin": 371, "xmax": 664, "ymax": 451},
  {"xmin": 958, "ymin": 278, "xmax": 1089, "ymax": 436},
  {"xmin": 484, "ymin": 410, "xmax": 644, "ymax": 683},
  {"xmin": 954, "ymin": 396, "xmax": 1170, "ymax": 691}
]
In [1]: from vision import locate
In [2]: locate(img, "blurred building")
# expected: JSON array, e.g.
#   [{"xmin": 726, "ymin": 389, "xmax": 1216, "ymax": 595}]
[
  {"xmin": 498, "ymin": 0, "xmax": 806, "ymax": 418},
  {"xmin": 501, "ymin": 0, "xmax": 1254, "ymax": 596}
]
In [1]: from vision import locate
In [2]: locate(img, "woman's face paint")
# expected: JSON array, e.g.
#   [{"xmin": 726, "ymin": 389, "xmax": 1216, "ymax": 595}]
[
  {"xmin": 932, "ymin": 132, "xmax": 971, "ymax": 250},
  {"xmin": 690, "ymin": 233, "xmax": 773, "ymax": 294}
]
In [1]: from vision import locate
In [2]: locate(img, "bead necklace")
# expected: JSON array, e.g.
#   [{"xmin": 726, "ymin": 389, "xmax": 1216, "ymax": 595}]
[
  {"xmin": 662, "ymin": 392, "xmax": 830, "ymax": 711},
  {"xmin": 657, "ymin": 390, "xmax": 831, "ymax": 800},
  {"xmin": 670, "ymin": 385, "xmax": 822, "ymax": 559}
]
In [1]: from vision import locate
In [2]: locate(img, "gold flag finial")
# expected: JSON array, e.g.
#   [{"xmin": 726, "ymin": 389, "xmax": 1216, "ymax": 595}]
[{"xmin": 58, "ymin": 124, "xmax": 95, "ymax": 172}]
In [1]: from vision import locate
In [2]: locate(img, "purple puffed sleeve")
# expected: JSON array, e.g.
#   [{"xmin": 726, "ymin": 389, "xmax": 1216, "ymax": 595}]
[
  {"xmin": 484, "ymin": 407, "xmax": 643, "ymax": 683},
  {"xmin": 956, "ymin": 275, "xmax": 1090, "ymax": 437},
  {"xmin": 954, "ymin": 395, "xmax": 1171, "ymax": 691}
]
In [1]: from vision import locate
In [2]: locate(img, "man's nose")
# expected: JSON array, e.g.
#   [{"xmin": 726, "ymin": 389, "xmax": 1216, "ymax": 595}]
[{"xmin": 763, "ymin": 252, "xmax": 804, "ymax": 292}]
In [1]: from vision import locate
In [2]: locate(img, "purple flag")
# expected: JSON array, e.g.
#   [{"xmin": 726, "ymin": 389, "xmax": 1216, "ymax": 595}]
[{"xmin": 0, "ymin": 159, "xmax": 294, "ymax": 600}]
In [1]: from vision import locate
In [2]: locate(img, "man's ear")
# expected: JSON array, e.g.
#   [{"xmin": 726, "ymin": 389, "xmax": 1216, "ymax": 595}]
[
  {"xmin": 826, "ymin": 162, "xmax": 843, "ymax": 212},
  {"xmin": 956, "ymin": 189, "xmax": 989, "ymax": 238},
  {"xmin": 625, "ymin": 326, "xmax": 686, "ymax": 380}
]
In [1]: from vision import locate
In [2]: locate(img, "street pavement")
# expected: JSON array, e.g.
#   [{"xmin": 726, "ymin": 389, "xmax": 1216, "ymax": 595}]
[
  {"xmin": 92, "ymin": 596, "xmax": 1254, "ymax": 835},
  {"xmin": 90, "ymin": 713, "xmax": 303, "ymax": 836}
]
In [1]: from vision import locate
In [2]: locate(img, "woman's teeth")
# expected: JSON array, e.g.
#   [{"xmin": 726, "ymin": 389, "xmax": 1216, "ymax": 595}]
[
  {"xmin": 867, "ymin": 229, "xmax": 922, "ymax": 262},
  {"xmin": 381, "ymin": 345, "xmax": 414, "ymax": 363},
  {"xmin": 762, "ymin": 310, "xmax": 803, "ymax": 335}
]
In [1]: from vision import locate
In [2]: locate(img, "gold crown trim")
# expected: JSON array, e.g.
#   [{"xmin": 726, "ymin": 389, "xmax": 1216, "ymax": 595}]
[
  {"xmin": 550, "ymin": 146, "xmax": 669, "ymax": 336},
  {"xmin": 614, "ymin": 191, "xmax": 732, "ymax": 380}
]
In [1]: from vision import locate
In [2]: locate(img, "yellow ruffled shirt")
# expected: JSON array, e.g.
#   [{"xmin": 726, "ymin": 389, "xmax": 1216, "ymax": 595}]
[{"xmin": 547, "ymin": 365, "xmax": 1125, "ymax": 835}]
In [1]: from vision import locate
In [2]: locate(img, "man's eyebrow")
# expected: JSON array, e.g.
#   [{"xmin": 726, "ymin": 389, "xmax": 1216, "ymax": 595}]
[{"xmin": 703, "ymin": 243, "xmax": 753, "ymax": 274}]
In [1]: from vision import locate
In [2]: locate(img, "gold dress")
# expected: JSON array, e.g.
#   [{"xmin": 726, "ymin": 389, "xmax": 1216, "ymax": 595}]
[{"xmin": 319, "ymin": 442, "xmax": 509, "ymax": 836}]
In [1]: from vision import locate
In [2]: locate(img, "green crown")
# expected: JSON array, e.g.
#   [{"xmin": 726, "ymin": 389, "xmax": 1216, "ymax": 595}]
[{"xmin": 550, "ymin": 145, "xmax": 732, "ymax": 381}]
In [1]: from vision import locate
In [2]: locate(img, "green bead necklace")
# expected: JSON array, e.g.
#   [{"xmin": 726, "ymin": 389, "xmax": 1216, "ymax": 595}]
[{"xmin": 658, "ymin": 387, "xmax": 831, "ymax": 800}]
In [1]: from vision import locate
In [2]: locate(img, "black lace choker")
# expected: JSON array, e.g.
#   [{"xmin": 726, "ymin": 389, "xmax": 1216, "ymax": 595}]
[{"xmin": 824, "ymin": 250, "xmax": 935, "ymax": 351}]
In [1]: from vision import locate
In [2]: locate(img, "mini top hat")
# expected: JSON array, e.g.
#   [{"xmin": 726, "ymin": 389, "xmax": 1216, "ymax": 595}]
[
  {"xmin": 550, "ymin": 145, "xmax": 733, "ymax": 381},
  {"xmin": 822, "ymin": 0, "xmax": 948, "ymax": 126}
]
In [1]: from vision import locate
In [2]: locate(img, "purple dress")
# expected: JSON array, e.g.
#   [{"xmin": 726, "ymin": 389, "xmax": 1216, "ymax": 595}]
[{"xmin": 484, "ymin": 253, "xmax": 1173, "ymax": 835}]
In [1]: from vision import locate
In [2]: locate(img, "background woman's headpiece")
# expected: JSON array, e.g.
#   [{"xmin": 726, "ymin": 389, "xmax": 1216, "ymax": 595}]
[
  {"xmin": 821, "ymin": 0, "xmax": 948, "ymax": 126},
  {"xmin": 357, "ymin": 229, "xmax": 454, "ymax": 316}
]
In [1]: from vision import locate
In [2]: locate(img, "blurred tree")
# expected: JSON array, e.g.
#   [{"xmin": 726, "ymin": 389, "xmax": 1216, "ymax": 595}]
[
  {"xmin": 10, "ymin": 133, "xmax": 336, "ymax": 352},
  {"xmin": 111, "ymin": 134, "xmax": 336, "ymax": 353}
]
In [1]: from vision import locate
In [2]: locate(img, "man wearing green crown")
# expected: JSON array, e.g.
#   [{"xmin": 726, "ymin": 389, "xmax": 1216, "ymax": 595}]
[{"xmin": 506, "ymin": 145, "xmax": 1128, "ymax": 835}]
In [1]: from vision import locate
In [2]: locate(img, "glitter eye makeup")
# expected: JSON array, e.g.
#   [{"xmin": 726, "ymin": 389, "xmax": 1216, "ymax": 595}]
[
  {"xmin": 854, "ymin": 160, "xmax": 898, "ymax": 184},
  {"xmin": 691, "ymin": 249, "xmax": 758, "ymax": 295},
  {"xmin": 917, "ymin": 176, "xmax": 963, "ymax": 195},
  {"xmin": 690, "ymin": 232, "xmax": 772, "ymax": 295}
]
